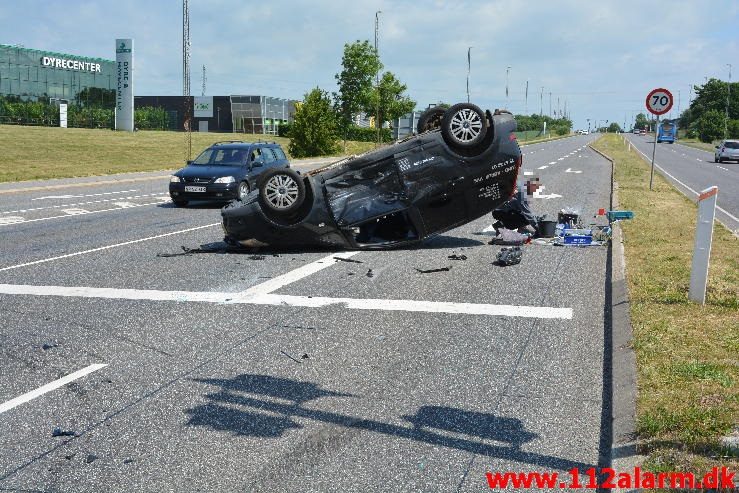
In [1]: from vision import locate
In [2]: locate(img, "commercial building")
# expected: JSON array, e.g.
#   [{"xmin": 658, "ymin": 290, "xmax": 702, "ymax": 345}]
[
  {"xmin": 133, "ymin": 95, "xmax": 297, "ymax": 134},
  {"xmin": 0, "ymin": 44, "xmax": 116, "ymax": 106}
]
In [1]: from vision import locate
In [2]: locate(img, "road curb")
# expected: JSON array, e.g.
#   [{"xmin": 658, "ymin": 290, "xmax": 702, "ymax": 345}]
[{"xmin": 589, "ymin": 144, "xmax": 644, "ymax": 491}]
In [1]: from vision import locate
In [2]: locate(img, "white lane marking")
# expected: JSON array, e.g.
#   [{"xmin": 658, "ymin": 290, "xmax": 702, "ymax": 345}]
[
  {"xmin": 0, "ymin": 223, "xmax": 220, "ymax": 272},
  {"xmin": 0, "ymin": 364, "xmax": 107, "ymax": 415},
  {"xmin": 533, "ymin": 186, "xmax": 562, "ymax": 199},
  {"xmin": 523, "ymin": 171, "xmax": 534, "ymax": 176},
  {"xmin": 62, "ymin": 208, "xmax": 88, "ymax": 215},
  {"xmin": 32, "ymin": 190, "xmax": 138, "ymax": 201},
  {"xmin": 717, "ymin": 166, "xmax": 729, "ymax": 171},
  {"xmin": 481, "ymin": 225, "xmax": 495, "ymax": 232},
  {"xmin": 565, "ymin": 168, "xmax": 582, "ymax": 174},
  {"xmin": 548, "ymin": 161, "xmax": 556, "ymax": 165},
  {"xmin": 242, "ymin": 251, "xmax": 360, "ymax": 295},
  {"xmin": 113, "ymin": 202, "xmax": 137, "ymax": 208},
  {"xmin": 0, "ymin": 284, "xmax": 573, "ymax": 320},
  {"xmin": 696, "ymin": 158, "xmax": 702, "ymax": 162},
  {"xmin": 0, "ymin": 216, "xmax": 25, "ymax": 225},
  {"xmin": 538, "ymin": 166, "xmax": 549, "ymax": 169},
  {"xmin": 630, "ymin": 145, "xmax": 739, "ymax": 224},
  {"xmin": 0, "ymin": 201, "xmax": 166, "ymax": 227},
  {"xmin": 557, "ymin": 158, "xmax": 565, "ymax": 161},
  {"xmin": 2, "ymin": 193, "xmax": 163, "ymax": 215}
]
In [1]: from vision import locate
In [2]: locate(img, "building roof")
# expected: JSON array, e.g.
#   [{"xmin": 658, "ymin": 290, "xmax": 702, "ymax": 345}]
[{"xmin": 0, "ymin": 43, "xmax": 114, "ymax": 63}]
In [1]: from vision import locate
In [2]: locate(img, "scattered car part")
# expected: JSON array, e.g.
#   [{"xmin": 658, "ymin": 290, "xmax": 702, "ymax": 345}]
[{"xmin": 495, "ymin": 246, "xmax": 523, "ymax": 266}]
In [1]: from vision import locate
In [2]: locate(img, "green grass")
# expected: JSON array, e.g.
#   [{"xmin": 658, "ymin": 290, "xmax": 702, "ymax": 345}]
[
  {"xmin": 592, "ymin": 134, "xmax": 738, "ymax": 474},
  {"xmin": 0, "ymin": 125, "xmax": 378, "ymax": 183},
  {"xmin": 677, "ymin": 138, "xmax": 718, "ymax": 153}
]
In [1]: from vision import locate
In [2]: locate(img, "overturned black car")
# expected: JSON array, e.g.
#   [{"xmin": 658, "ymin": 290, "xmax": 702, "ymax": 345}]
[{"xmin": 221, "ymin": 103, "xmax": 522, "ymax": 250}]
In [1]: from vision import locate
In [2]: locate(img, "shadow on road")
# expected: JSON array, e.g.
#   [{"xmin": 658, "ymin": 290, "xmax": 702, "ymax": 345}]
[{"xmin": 185, "ymin": 373, "xmax": 596, "ymax": 471}]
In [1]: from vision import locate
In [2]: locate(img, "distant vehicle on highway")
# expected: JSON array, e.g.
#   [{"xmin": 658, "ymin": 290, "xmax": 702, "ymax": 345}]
[
  {"xmin": 714, "ymin": 140, "xmax": 739, "ymax": 163},
  {"xmin": 657, "ymin": 121, "xmax": 677, "ymax": 143},
  {"xmin": 222, "ymin": 103, "xmax": 522, "ymax": 250},
  {"xmin": 169, "ymin": 141, "xmax": 290, "ymax": 207}
]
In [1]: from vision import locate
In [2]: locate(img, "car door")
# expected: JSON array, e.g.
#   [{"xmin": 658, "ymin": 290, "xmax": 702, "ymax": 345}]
[{"xmin": 247, "ymin": 147, "xmax": 266, "ymax": 189}]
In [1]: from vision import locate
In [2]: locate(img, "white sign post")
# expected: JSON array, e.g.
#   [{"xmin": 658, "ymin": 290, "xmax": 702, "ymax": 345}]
[
  {"xmin": 645, "ymin": 88, "xmax": 673, "ymax": 190},
  {"xmin": 688, "ymin": 186, "xmax": 718, "ymax": 304},
  {"xmin": 59, "ymin": 103, "xmax": 67, "ymax": 128},
  {"xmin": 115, "ymin": 39, "xmax": 134, "ymax": 132}
]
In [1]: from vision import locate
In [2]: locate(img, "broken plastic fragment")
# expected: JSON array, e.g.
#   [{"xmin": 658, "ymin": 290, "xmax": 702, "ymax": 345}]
[
  {"xmin": 334, "ymin": 257, "xmax": 363, "ymax": 263},
  {"xmin": 495, "ymin": 246, "xmax": 523, "ymax": 266},
  {"xmin": 52, "ymin": 427, "xmax": 76, "ymax": 437},
  {"xmin": 447, "ymin": 254, "xmax": 467, "ymax": 261},
  {"xmin": 415, "ymin": 267, "xmax": 452, "ymax": 273}
]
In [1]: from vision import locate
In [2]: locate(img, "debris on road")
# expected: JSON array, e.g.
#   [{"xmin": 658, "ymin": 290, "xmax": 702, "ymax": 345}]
[
  {"xmin": 247, "ymin": 255, "xmax": 266, "ymax": 260},
  {"xmin": 415, "ymin": 266, "xmax": 452, "ymax": 274},
  {"xmin": 85, "ymin": 454, "xmax": 97, "ymax": 464},
  {"xmin": 495, "ymin": 246, "xmax": 523, "ymax": 266},
  {"xmin": 280, "ymin": 350, "xmax": 303, "ymax": 364},
  {"xmin": 447, "ymin": 254, "xmax": 467, "ymax": 261},
  {"xmin": 488, "ymin": 228, "xmax": 531, "ymax": 246},
  {"xmin": 41, "ymin": 342, "xmax": 58, "ymax": 351},
  {"xmin": 366, "ymin": 269, "xmax": 374, "ymax": 278},
  {"xmin": 301, "ymin": 353, "xmax": 310, "ymax": 360},
  {"xmin": 334, "ymin": 257, "xmax": 363, "ymax": 263},
  {"xmin": 52, "ymin": 427, "xmax": 77, "ymax": 437}
]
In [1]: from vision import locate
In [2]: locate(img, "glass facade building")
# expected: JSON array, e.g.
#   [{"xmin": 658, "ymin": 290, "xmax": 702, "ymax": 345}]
[
  {"xmin": 0, "ymin": 44, "xmax": 116, "ymax": 106},
  {"xmin": 231, "ymin": 95, "xmax": 295, "ymax": 135}
]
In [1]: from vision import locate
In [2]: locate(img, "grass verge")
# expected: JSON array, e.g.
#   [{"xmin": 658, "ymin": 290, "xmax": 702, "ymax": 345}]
[
  {"xmin": 677, "ymin": 138, "xmax": 718, "ymax": 153},
  {"xmin": 592, "ymin": 134, "xmax": 738, "ymax": 474},
  {"xmin": 0, "ymin": 125, "xmax": 378, "ymax": 182}
]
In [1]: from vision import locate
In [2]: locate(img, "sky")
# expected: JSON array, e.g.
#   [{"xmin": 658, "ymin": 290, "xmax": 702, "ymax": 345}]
[{"xmin": 1, "ymin": 0, "xmax": 737, "ymax": 130}]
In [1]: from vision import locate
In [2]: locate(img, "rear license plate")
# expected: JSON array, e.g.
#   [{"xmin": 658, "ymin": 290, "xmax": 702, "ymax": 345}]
[{"xmin": 185, "ymin": 186, "xmax": 206, "ymax": 192}]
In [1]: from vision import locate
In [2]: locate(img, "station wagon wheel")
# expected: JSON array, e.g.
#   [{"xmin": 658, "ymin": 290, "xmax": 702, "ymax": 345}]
[
  {"xmin": 416, "ymin": 107, "xmax": 446, "ymax": 133},
  {"xmin": 237, "ymin": 181, "xmax": 249, "ymax": 201},
  {"xmin": 258, "ymin": 168, "xmax": 306, "ymax": 214},
  {"xmin": 441, "ymin": 103, "xmax": 487, "ymax": 149}
]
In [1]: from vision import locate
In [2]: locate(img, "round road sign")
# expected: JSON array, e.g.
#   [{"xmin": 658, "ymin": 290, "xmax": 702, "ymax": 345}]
[{"xmin": 646, "ymin": 88, "xmax": 673, "ymax": 116}]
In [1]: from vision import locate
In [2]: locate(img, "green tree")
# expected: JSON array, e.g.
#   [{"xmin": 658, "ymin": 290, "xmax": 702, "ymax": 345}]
[
  {"xmin": 696, "ymin": 109, "xmax": 725, "ymax": 143},
  {"xmin": 334, "ymin": 40, "xmax": 382, "ymax": 129},
  {"xmin": 608, "ymin": 122, "xmax": 622, "ymax": 133},
  {"xmin": 634, "ymin": 113, "xmax": 649, "ymax": 130},
  {"xmin": 289, "ymin": 87, "xmax": 339, "ymax": 158},
  {"xmin": 367, "ymin": 71, "xmax": 415, "ymax": 127}
]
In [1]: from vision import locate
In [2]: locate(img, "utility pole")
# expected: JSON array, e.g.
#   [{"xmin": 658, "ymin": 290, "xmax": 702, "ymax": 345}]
[
  {"xmin": 466, "ymin": 47, "xmax": 471, "ymax": 103},
  {"xmin": 540, "ymin": 87, "xmax": 544, "ymax": 116},
  {"xmin": 726, "ymin": 64, "xmax": 732, "ymax": 139},
  {"xmin": 505, "ymin": 66, "xmax": 511, "ymax": 109},
  {"xmin": 524, "ymin": 80, "xmax": 528, "ymax": 114},
  {"xmin": 549, "ymin": 92, "xmax": 552, "ymax": 117},
  {"xmin": 182, "ymin": 0, "xmax": 191, "ymax": 162},
  {"xmin": 374, "ymin": 11, "xmax": 381, "ymax": 146},
  {"xmin": 201, "ymin": 65, "xmax": 206, "ymax": 97}
]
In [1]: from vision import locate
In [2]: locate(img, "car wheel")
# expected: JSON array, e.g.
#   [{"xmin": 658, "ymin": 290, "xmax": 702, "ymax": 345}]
[
  {"xmin": 172, "ymin": 199, "xmax": 188, "ymax": 207},
  {"xmin": 416, "ymin": 107, "xmax": 446, "ymax": 133},
  {"xmin": 258, "ymin": 168, "xmax": 306, "ymax": 214},
  {"xmin": 237, "ymin": 181, "xmax": 249, "ymax": 201},
  {"xmin": 441, "ymin": 103, "xmax": 487, "ymax": 149},
  {"xmin": 714, "ymin": 156, "xmax": 719, "ymax": 163}
]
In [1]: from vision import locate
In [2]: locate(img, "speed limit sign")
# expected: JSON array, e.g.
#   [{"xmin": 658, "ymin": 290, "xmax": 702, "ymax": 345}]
[{"xmin": 646, "ymin": 88, "xmax": 673, "ymax": 115}]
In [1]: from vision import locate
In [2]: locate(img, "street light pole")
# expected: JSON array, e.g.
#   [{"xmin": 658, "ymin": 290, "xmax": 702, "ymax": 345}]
[
  {"xmin": 540, "ymin": 87, "xmax": 543, "ymax": 116},
  {"xmin": 505, "ymin": 66, "xmax": 511, "ymax": 109},
  {"xmin": 374, "ymin": 10, "xmax": 381, "ymax": 146},
  {"xmin": 726, "ymin": 63, "xmax": 732, "ymax": 139},
  {"xmin": 466, "ymin": 47, "xmax": 472, "ymax": 104}
]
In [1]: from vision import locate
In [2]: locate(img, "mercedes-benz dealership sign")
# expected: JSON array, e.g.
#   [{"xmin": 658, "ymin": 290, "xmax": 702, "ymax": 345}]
[{"xmin": 115, "ymin": 39, "xmax": 134, "ymax": 132}]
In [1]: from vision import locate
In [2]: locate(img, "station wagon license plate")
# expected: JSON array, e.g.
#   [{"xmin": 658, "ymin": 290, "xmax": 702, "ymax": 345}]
[{"xmin": 184, "ymin": 186, "xmax": 206, "ymax": 192}]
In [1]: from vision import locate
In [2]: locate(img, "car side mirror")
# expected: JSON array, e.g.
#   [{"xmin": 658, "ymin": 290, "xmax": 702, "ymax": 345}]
[{"xmin": 252, "ymin": 161, "xmax": 263, "ymax": 168}]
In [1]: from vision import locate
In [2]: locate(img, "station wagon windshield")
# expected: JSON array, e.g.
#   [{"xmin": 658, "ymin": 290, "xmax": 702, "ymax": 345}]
[{"xmin": 192, "ymin": 148, "xmax": 247, "ymax": 166}]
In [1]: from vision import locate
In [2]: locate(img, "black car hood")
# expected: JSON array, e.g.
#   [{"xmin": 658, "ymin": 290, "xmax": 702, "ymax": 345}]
[{"xmin": 177, "ymin": 165, "xmax": 243, "ymax": 179}]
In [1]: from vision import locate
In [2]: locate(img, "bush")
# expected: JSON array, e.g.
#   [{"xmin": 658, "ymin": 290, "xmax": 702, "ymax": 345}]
[
  {"xmin": 341, "ymin": 125, "xmax": 392, "ymax": 143},
  {"xmin": 288, "ymin": 87, "xmax": 340, "ymax": 158},
  {"xmin": 277, "ymin": 121, "xmax": 292, "ymax": 138},
  {"xmin": 697, "ymin": 110, "xmax": 724, "ymax": 143}
]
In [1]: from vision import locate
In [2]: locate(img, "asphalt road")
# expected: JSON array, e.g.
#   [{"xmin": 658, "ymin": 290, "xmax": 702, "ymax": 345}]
[
  {"xmin": 0, "ymin": 134, "xmax": 612, "ymax": 492},
  {"xmin": 624, "ymin": 133, "xmax": 739, "ymax": 234}
]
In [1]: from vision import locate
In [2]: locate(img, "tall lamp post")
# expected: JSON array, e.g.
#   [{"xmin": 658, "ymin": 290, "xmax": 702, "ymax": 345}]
[
  {"xmin": 505, "ymin": 66, "xmax": 511, "ymax": 109},
  {"xmin": 374, "ymin": 10, "xmax": 381, "ymax": 146},
  {"xmin": 726, "ymin": 64, "xmax": 732, "ymax": 139}
]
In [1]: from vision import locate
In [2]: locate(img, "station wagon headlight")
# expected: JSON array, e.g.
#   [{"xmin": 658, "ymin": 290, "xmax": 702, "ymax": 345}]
[
  {"xmin": 214, "ymin": 176, "xmax": 236, "ymax": 184},
  {"xmin": 170, "ymin": 175, "xmax": 181, "ymax": 183}
]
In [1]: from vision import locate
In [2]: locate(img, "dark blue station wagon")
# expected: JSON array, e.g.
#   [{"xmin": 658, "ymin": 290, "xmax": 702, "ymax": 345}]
[{"xmin": 169, "ymin": 141, "xmax": 290, "ymax": 207}]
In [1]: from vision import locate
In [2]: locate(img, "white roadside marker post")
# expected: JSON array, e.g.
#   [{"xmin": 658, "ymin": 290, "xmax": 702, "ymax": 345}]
[{"xmin": 688, "ymin": 186, "xmax": 718, "ymax": 304}]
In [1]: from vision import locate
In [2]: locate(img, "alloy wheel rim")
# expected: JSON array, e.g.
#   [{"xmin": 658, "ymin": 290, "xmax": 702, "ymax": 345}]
[
  {"xmin": 264, "ymin": 175, "xmax": 299, "ymax": 209},
  {"xmin": 449, "ymin": 108, "xmax": 483, "ymax": 143}
]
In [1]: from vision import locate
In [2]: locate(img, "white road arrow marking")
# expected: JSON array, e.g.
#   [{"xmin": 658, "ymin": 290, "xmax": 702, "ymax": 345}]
[
  {"xmin": 538, "ymin": 165, "xmax": 548, "ymax": 169},
  {"xmin": 533, "ymin": 186, "xmax": 562, "ymax": 199},
  {"xmin": 113, "ymin": 202, "xmax": 137, "ymax": 208},
  {"xmin": 565, "ymin": 168, "xmax": 582, "ymax": 174},
  {"xmin": 62, "ymin": 208, "xmax": 89, "ymax": 215}
]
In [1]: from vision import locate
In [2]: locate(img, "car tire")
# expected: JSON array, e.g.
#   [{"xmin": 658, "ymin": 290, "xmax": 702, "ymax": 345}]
[
  {"xmin": 441, "ymin": 103, "xmax": 487, "ymax": 149},
  {"xmin": 237, "ymin": 181, "xmax": 250, "ymax": 201},
  {"xmin": 172, "ymin": 199, "xmax": 188, "ymax": 207},
  {"xmin": 258, "ymin": 168, "xmax": 306, "ymax": 214},
  {"xmin": 416, "ymin": 107, "xmax": 446, "ymax": 133},
  {"xmin": 714, "ymin": 156, "xmax": 719, "ymax": 163}
]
